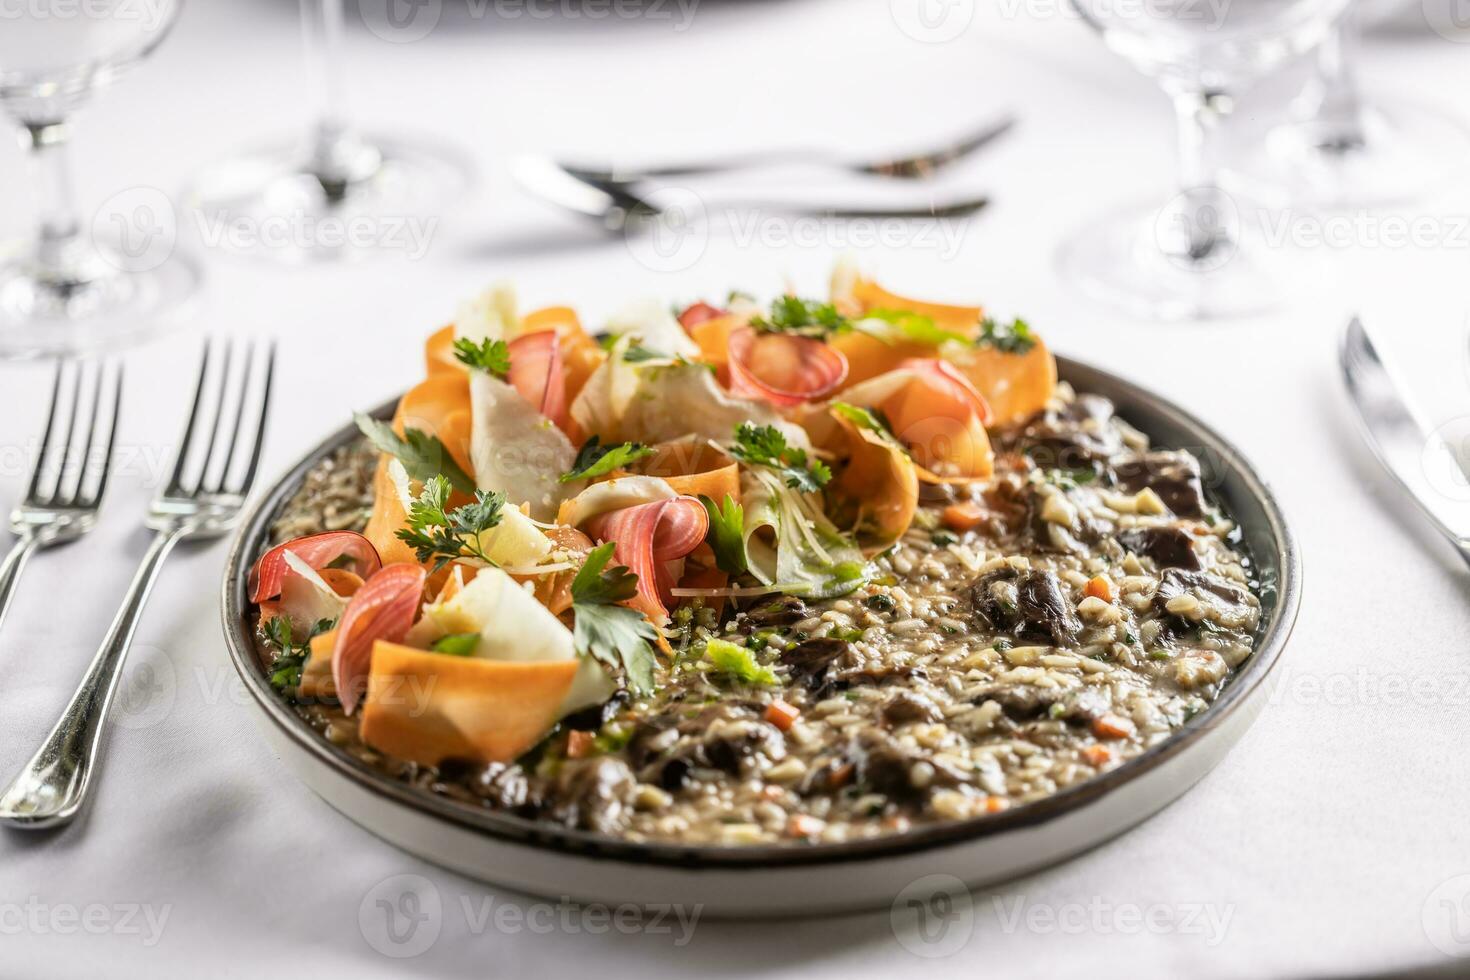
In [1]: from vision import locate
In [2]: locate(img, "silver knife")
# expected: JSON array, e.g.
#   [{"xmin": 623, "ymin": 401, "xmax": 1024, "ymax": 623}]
[{"xmin": 1340, "ymin": 316, "xmax": 1470, "ymax": 563}]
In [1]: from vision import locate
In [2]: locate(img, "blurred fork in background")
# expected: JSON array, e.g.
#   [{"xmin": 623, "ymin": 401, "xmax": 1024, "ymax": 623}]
[{"xmin": 0, "ymin": 361, "xmax": 123, "ymax": 637}]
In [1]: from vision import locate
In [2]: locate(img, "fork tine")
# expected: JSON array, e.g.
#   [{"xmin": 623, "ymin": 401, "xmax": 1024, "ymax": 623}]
[
  {"xmin": 80, "ymin": 362, "xmax": 122, "ymax": 508},
  {"xmin": 25, "ymin": 364, "xmax": 65, "ymax": 503},
  {"xmin": 49, "ymin": 362, "xmax": 87, "ymax": 505},
  {"xmin": 166, "ymin": 343, "xmax": 213, "ymax": 494},
  {"xmin": 231, "ymin": 341, "xmax": 276, "ymax": 497},
  {"xmin": 64, "ymin": 361, "xmax": 105, "ymax": 506},
  {"xmin": 207, "ymin": 340, "xmax": 254, "ymax": 495},
  {"xmin": 194, "ymin": 340, "xmax": 235, "ymax": 493}
]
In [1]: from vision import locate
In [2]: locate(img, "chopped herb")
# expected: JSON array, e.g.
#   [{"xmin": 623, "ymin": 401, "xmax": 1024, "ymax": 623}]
[
  {"xmin": 452, "ymin": 337, "xmax": 511, "ymax": 379},
  {"xmin": 597, "ymin": 332, "xmax": 622, "ymax": 351},
  {"xmin": 395, "ymin": 475, "xmax": 507, "ymax": 572},
  {"xmin": 1147, "ymin": 649, "xmax": 1172, "ymax": 661},
  {"xmin": 977, "ymin": 316, "xmax": 1037, "ymax": 354},
  {"xmin": 833, "ymin": 627, "xmax": 865, "ymax": 643},
  {"xmin": 263, "ymin": 616, "xmax": 335, "ymax": 696},
  {"xmin": 1048, "ymin": 702, "xmax": 1068, "ymax": 720},
  {"xmin": 354, "ymin": 412, "xmax": 476, "ymax": 495},
  {"xmin": 1046, "ymin": 467, "xmax": 1097, "ymax": 490},
  {"xmin": 570, "ymin": 542, "xmax": 657, "ymax": 696},
  {"xmin": 622, "ymin": 344, "xmax": 670, "ymax": 363},
  {"xmin": 704, "ymin": 638, "xmax": 778, "ymax": 686},
  {"xmin": 698, "ymin": 493, "xmax": 748, "ymax": 575},
  {"xmin": 730, "ymin": 422, "xmax": 831, "ymax": 493},
  {"xmin": 430, "ymin": 632, "xmax": 481, "ymax": 656},
  {"xmin": 749, "ymin": 295, "xmax": 851, "ymax": 340},
  {"xmin": 931, "ymin": 530, "xmax": 957, "ymax": 547},
  {"xmin": 1124, "ymin": 629, "xmax": 1139, "ymax": 646},
  {"xmin": 562, "ymin": 436, "xmax": 655, "ymax": 484},
  {"xmin": 864, "ymin": 593, "xmax": 895, "ymax": 613},
  {"xmin": 861, "ymin": 308, "xmax": 968, "ymax": 346},
  {"xmin": 993, "ymin": 637, "xmax": 1013, "ymax": 652}
]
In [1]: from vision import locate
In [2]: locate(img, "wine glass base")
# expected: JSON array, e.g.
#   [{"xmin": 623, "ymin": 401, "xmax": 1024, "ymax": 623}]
[
  {"xmin": 186, "ymin": 132, "xmax": 474, "ymax": 264},
  {"xmin": 1056, "ymin": 199, "xmax": 1280, "ymax": 322},
  {"xmin": 1225, "ymin": 96, "xmax": 1470, "ymax": 209},
  {"xmin": 0, "ymin": 246, "xmax": 200, "ymax": 359}
]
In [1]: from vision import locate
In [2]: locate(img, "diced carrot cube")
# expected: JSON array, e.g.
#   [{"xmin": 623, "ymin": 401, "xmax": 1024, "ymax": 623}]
[
  {"xmin": 1083, "ymin": 575, "xmax": 1114, "ymax": 603},
  {"xmin": 786, "ymin": 814, "xmax": 826, "ymax": 839},
  {"xmin": 764, "ymin": 699, "xmax": 801, "ymax": 731},
  {"xmin": 1082, "ymin": 744, "xmax": 1114, "ymax": 766},
  {"xmin": 566, "ymin": 730, "xmax": 596, "ymax": 759},
  {"xmin": 1092, "ymin": 713, "xmax": 1136, "ymax": 740},
  {"xmin": 984, "ymin": 796, "xmax": 1011, "ymax": 813},
  {"xmin": 941, "ymin": 501, "xmax": 987, "ymax": 532}
]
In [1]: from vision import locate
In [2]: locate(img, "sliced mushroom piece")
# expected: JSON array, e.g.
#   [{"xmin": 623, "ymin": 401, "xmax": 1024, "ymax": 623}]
[
  {"xmin": 1118, "ymin": 526, "xmax": 1201, "ymax": 570},
  {"xmin": 1113, "ymin": 451, "xmax": 1207, "ymax": 519}
]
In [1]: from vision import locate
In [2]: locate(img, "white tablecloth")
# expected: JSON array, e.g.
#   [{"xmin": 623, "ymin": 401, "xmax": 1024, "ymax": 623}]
[{"xmin": 2, "ymin": 2, "xmax": 1468, "ymax": 976}]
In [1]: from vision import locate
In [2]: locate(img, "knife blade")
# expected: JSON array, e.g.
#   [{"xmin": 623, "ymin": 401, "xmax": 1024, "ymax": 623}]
[{"xmin": 1340, "ymin": 316, "xmax": 1470, "ymax": 557}]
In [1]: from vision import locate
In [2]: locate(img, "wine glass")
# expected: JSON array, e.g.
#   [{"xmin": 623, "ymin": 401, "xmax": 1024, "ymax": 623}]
[
  {"xmin": 1226, "ymin": 0, "xmax": 1470, "ymax": 207},
  {"xmin": 1057, "ymin": 0, "xmax": 1350, "ymax": 320},
  {"xmin": 186, "ymin": 0, "xmax": 473, "ymax": 264},
  {"xmin": 0, "ymin": 0, "xmax": 197, "ymax": 358}
]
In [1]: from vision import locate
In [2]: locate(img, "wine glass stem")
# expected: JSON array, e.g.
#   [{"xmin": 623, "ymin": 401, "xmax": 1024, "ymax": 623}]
[
  {"xmin": 1302, "ymin": 14, "xmax": 1365, "ymax": 152},
  {"xmin": 301, "ymin": 0, "xmax": 376, "ymax": 190},
  {"xmin": 1169, "ymin": 90, "xmax": 1230, "ymax": 263},
  {"xmin": 23, "ymin": 119, "xmax": 90, "ymax": 287}
]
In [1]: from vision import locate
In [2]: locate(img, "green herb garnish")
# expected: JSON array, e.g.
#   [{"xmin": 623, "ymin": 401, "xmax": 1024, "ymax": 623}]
[
  {"xmin": 977, "ymin": 316, "xmax": 1037, "ymax": 354},
  {"xmin": 730, "ymin": 422, "xmax": 831, "ymax": 493},
  {"xmin": 562, "ymin": 436, "xmax": 655, "ymax": 484},
  {"xmin": 699, "ymin": 493, "xmax": 748, "ymax": 575},
  {"xmin": 861, "ymin": 308, "xmax": 968, "ymax": 346},
  {"xmin": 395, "ymin": 474, "xmax": 507, "ymax": 572},
  {"xmin": 570, "ymin": 542, "xmax": 658, "ymax": 696},
  {"xmin": 354, "ymin": 412, "xmax": 476, "ymax": 496},
  {"xmin": 431, "ymin": 632, "xmax": 481, "ymax": 656},
  {"xmin": 264, "ymin": 616, "xmax": 335, "ymax": 695},
  {"xmin": 749, "ymin": 295, "xmax": 851, "ymax": 340},
  {"xmin": 704, "ymin": 638, "xmax": 778, "ymax": 686},
  {"xmin": 622, "ymin": 344, "xmax": 670, "ymax": 363},
  {"xmin": 453, "ymin": 337, "xmax": 511, "ymax": 378}
]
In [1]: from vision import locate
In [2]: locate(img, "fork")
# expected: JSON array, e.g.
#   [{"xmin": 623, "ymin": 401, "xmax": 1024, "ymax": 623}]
[
  {"xmin": 0, "ymin": 361, "xmax": 122, "ymax": 637},
  {"xmin": 0, "ymin": 340, "xmax": 275, "ymax": 829},
  {"xmin": 559, "ymin": 113, "xmax": 1018, "ymax": 185}
]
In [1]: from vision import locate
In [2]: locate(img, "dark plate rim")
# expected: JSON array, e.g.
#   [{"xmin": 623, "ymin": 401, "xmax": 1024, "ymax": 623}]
[{"xmin": 219, "ymin": 354, "xmax": 1301, "ymax": 870}]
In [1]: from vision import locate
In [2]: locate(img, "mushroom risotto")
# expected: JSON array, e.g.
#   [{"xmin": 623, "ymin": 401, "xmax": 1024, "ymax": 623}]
[{"xmin": 250, "ymin": 266, "xmax": 1262, "ymax": 846}]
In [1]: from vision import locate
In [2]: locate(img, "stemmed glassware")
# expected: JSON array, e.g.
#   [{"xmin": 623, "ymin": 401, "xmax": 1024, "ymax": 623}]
[
  {"xmin": 187, "ymin": 0, "xmax": 473, "ymax": 263},
  {"xmin": 1227, "ymin": 0, "xmax": 1470, "ymax": 207},
  {"xmin": 0, "ymin": 0, "xmax": 196, "ymax": 358},
  {"xmin": 1058, "ymin": 0, "xmax": 1350, "ymax": 320}
]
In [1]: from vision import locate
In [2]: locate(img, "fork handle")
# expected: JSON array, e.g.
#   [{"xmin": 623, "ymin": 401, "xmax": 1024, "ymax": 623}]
[
  {"xmin": 0, "ymin": 535, "xmax": 40, "ymax": 637},
  {"xmin": 0, "ymin": 527, "xmax": 184, "ymax": 829}
]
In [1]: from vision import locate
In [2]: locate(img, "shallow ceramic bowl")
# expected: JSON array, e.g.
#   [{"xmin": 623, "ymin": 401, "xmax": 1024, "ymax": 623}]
[{"xmin": 220, "ymin": 356, "xmax": 1300, "ymax": 917}]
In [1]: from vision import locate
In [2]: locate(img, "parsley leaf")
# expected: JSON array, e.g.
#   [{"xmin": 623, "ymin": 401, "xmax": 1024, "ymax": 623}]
[
  {"xmin": 562, "ymin": 436, "xmax": 655, "ymax": 484},
  {"xmin": 263, "ymin": 616, "xmax": 335, "ymax": 696},
  {"xmin": 453, "ymin": 337, "xmax": 511, "ymax": 379},
  {"xmin": 355, "ymin": 412, "xmax": 476, "ymax": 495},
  {"xmin": 622, "ymin": 344, "xmax": 670, "ymax": 363},
  {"xmin": 704, "ymin": 638, "xmax": 778, "ymax": 686},
  {"xmin": 394, "ymin": 474, "xmax": 507, "ymax": 572},
  {"xmin": 431, "ymin": 632, "xmax": 481, "ymax": 656},
  {"xmin": 698, "ymin": 493, "xmax": 748, "ymax": 575},
  {"xmin": 749, "ymin": 295, "xmax": 851, "ymax": 340},
  {"xmin": 570, "ymin": 542, "xmax": 658, "ymax": 695},
  {"xmin": 977, "ymin": 316, "xmax": 1037, "ymax": 354},
  {"xmin": 729, "ymin": 422, "xmax": 831, "ymax": 493}
]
